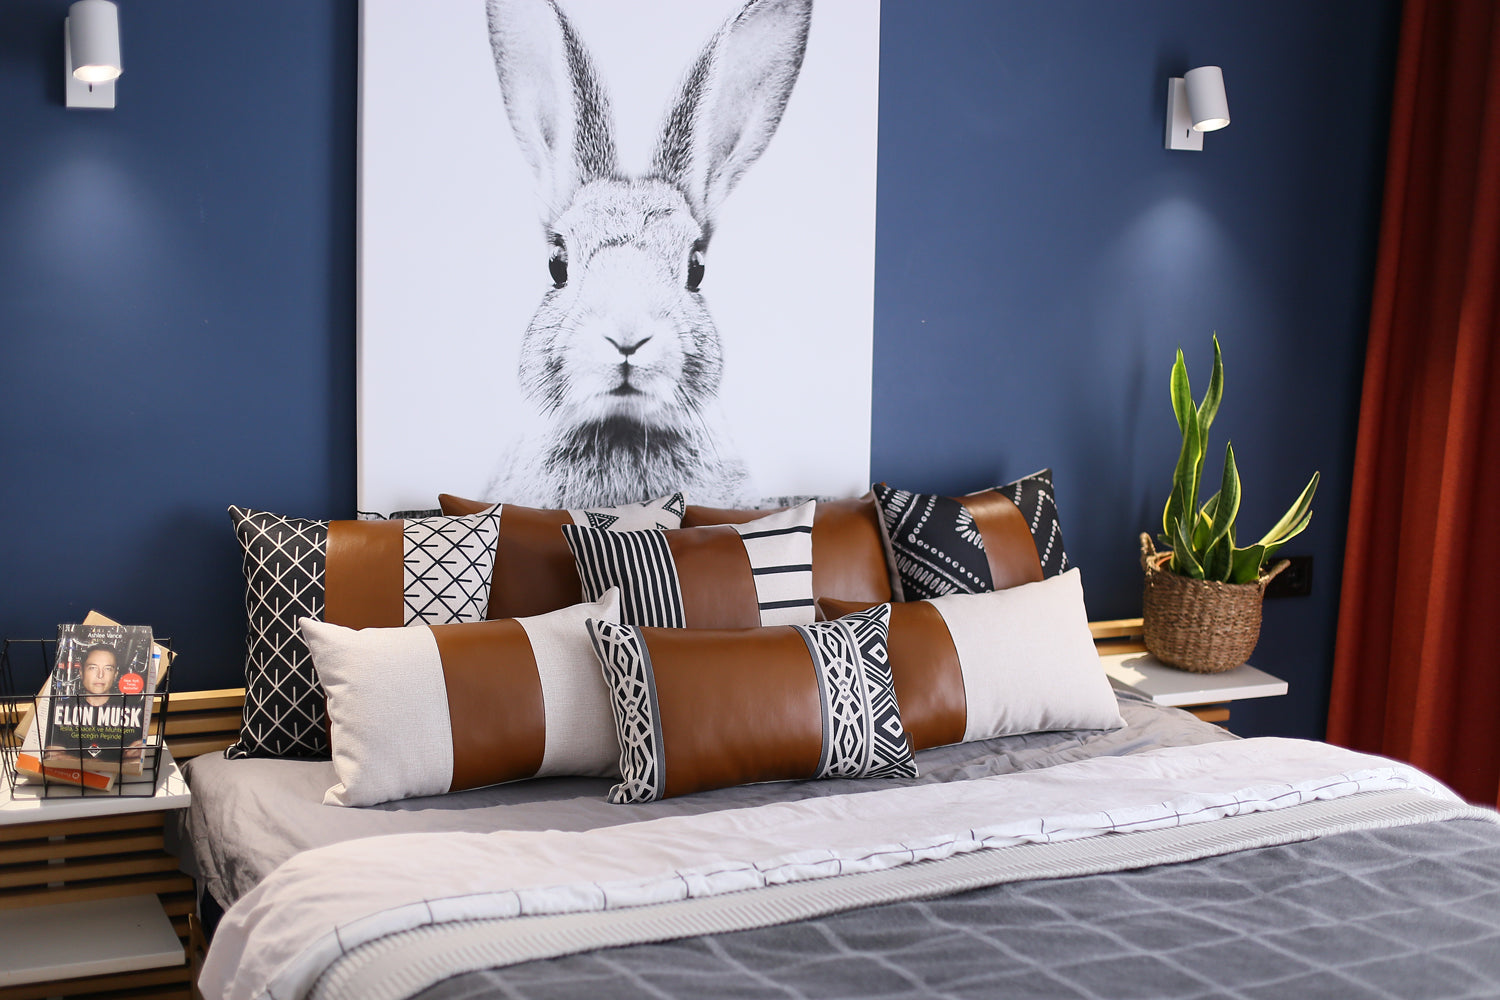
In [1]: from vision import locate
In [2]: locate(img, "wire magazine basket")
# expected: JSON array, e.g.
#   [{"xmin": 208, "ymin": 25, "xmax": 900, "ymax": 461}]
[{"xmin": 0, "ymin": 637, "xmax": 174, "ymax": 798}]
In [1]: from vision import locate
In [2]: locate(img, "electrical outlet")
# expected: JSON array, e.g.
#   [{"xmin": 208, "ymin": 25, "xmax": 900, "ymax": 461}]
[{"xmin": 1265, "ymin": 555, "xmax": 1313, "ymax": 598}]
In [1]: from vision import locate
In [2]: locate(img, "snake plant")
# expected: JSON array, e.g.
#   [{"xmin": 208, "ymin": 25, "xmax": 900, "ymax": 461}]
[{"xmin": 1160, "ymin": 336, "xmax": 1319, "ymax": 583}]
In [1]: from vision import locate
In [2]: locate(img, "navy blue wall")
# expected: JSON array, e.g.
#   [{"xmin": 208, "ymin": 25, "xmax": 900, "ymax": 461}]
[{"xmin": 0, "ymin": 1, "xmax": 1398, "ymax": 740}]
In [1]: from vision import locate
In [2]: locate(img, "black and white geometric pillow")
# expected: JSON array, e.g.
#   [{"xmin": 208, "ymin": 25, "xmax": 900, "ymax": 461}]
[
  {"xmin": 586, "ymin": 604, "xmax": 913, "ymax": 804},
  {"xmin": 564, "ymin": 502, "xmax": 816, "ymax": 628},
  {"xmin": 873, "ymin": 470, "xmax": 1069, "ymax": 601},
  {"xmin": 226, "ymin": 505, "xmax": 502, "ymax": 759},
  {"xmin": 797, "ymin": 604, "xmax": 913, "ymax": 781}
]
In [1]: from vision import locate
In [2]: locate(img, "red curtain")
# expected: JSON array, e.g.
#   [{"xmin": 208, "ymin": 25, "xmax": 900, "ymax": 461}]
[{"xmin": 1327, "ymin": 0, "xmax": 1500, "ymax": 806}]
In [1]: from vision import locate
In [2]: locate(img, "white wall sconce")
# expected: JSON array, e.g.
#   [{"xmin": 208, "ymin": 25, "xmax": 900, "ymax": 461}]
[
  {"xmin": 1165, "ymin": 66, "xmax": 1230, "ymax": 151},
  {"xmin": 66, "ymin": 0, "xmax": 122, "ymax": 110}
]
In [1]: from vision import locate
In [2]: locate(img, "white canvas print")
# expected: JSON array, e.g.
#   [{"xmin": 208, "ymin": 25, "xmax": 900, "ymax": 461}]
[{"xmin": 359, "ymin": 0, "xmax": 879, "ymax": 513}]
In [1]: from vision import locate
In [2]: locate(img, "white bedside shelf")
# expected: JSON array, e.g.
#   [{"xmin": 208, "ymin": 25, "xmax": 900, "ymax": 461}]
[
  {"xmin": 0, "ymin": 747, "xmax": 189, "ymax": 825},
  {"xmin": 0, "ymin": 746, "xmax": 192, "ymax": 989},
  {"xmin": 1100, "ymin": 650, "xmax": 1288, "ymax": 707}
]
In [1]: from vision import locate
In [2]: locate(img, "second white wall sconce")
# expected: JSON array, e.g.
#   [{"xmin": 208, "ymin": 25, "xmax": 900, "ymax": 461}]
[{"xmin": 1165, "ymin": 66, "xmax": 1230, "ymax": 150}]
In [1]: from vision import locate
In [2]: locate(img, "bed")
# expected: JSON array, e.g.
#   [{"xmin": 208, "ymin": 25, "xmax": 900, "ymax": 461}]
[
  {"xmin": 179, "ymin": 672, "xmax": 1500, "ymax": 1000},
  {"xmin": 184, "ymin": 488, "xmax": 1500, "ymax": 1000}
]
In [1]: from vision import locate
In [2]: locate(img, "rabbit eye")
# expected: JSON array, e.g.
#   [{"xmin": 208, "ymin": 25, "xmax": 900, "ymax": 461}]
[
  {"xmin": 686, "ymin": 242, "xmax": 707, "ymax": 292},
  {"xmin": 548, "ymin": 235, "xmax": 568, "ymax": 288}
]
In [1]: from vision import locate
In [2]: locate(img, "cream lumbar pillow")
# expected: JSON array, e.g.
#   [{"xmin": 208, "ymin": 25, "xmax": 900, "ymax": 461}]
[
  {"xmin": 821, "ymin": 568, "xmax": 1125, "ymax": 751},
  {"xmin": 300, "ymin": 590, "xmax": 621, "ymax": 807}
]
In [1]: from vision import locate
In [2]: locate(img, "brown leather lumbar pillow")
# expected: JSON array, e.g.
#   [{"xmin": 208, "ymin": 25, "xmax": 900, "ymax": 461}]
[
  {"xmin": 819, "ymin": 569, "xmax": 1123, "ymax": 753},
  {"xmin": 586, "ymin": 604, "xmax": 915, "ymax": 803},
  {"xmin": 683, "ymin": 493, "xmax": 892, "ymax": 605},
  {"xmin": 437, "ymin": 492, "xmax": 685, "ymax": 620}
]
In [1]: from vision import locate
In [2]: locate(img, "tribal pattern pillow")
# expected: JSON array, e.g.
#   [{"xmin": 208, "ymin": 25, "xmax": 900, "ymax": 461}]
[
  {"xmin": 227, "ymin": 505, "xmax": 502, "ymax": 759},
  {"xmin": 564, "ymin": 502, "xmax": 816, "ymax": 628},
  {"xmin": 873, "ymin": 469, "xmax": 1069, "ymax": 601},
  {"xmin": 587, "ymin": 604, "xmax": 914, "ymax": 803}
]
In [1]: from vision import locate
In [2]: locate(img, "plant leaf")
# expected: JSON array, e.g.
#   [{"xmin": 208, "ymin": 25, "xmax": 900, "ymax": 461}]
[
  {"xmin": 1253, "ymin": 472, "xmax": 1320, "ymax": 548},
  {"xmin": 1200, "ymin": 532, "xmax": 1229, "ymax": 581},
  {"xmin": 1193, "ymin": 491, "xmax": 1220, "ymax": 552},
  {"xmin": 1170, "ymin": 348, "xmax": 1194, "ymax": 437},
  {"xmin": 1230, "ymin": 543, "xmax": 1267, "ymax": 584},
  {"xmin": 1172, "ymin": 516, "xmax": 1205, "ymax": 579},
  {"xmin": 1197, "ymin": 334, "xmax": 1224, "ymax": 437},
  {"xmin": 1163, "ymin": 393, "xmax": 1203, "ymax": 544},
  {"xmin": 1206, "ymin": 442, "xmax": 1241, "ymax": 553}
]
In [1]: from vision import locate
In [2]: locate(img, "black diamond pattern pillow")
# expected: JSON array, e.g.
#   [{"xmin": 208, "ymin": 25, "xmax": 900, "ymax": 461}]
[
  {"xmin": 227, "ymin": 505, "xmax": 502, "ymax": 759},
  {"xmin": 873, "ymin": 469, "xmax": 1069, "ymax": 602},
  {"xmin": 586, "ymin": 604, "xmax": 914, "ymax": 804}
]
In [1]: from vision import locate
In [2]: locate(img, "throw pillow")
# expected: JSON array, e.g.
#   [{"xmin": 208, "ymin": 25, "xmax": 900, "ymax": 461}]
[
  {"xmin": 226, "ymin": 505, "xmax": 502, "ymax": 759},
  {"xmin": 819, "ymin": 568, "xmax": 1124, "ymax": 752},
  {"xmin": 436, "ymin": 493, "xmax": 686, "ymax": 619},
  {"xmin": 301, "ymin": 592, "xmax": 622, "ymax": 807},
  {"xmin": 563, "ymin": 502, "xmax": 816, "ymax": 628},
  {"xmin": 682, "ymin": 494, "xmax": 892, "ymax": 604},
  {"xmin": 586, "ymin": 604, "xmax": 914, "ymax": 803},
  {"xmin": 873, "ymin": 469, "xmax": 1068, "ymax": 601}
]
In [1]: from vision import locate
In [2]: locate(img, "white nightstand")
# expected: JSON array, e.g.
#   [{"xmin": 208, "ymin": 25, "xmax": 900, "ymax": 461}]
[
  {"xmin": 0, "ymin": 747, "xmax": 193, "ymax": 994},
  {"xmin": 1100, "ymin": 650, "xmax": 1288, "ymax": 726}
]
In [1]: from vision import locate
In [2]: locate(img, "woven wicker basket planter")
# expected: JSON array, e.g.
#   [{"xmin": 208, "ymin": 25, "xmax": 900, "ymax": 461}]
[{"xmin": 1139, "ymin": 533, "xmax": 1288, "ymax": 674}]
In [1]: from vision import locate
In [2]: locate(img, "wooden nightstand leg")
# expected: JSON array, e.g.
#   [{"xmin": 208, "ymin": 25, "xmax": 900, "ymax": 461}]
[{"xmin": 1188, "ymin": 705, "xmax": 1231, "ymax": 725}]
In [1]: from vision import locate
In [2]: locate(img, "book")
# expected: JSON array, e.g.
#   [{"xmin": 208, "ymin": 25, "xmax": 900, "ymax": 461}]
[
  {"xmin": 9, "ymin": 611, "xmax": 172, "ymax": 743},
  {"xmin": 41, "ymin": 623, "xmax": 158, "ymax": 776},
  {"xmin": 13, "ymin": 753, "xmax": 117, "ymax": 791}
]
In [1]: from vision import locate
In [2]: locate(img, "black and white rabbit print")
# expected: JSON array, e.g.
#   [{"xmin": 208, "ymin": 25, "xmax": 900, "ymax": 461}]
[{"xmin": 483, "ymin": 0, "xmax": 813, "ymax": 508}]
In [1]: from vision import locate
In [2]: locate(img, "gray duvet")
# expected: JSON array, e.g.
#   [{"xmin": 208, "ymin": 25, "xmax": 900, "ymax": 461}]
[
  {"xmin": 182, "ymin": 694, "xmax": 1500, "ymax": 999},
  {"xmin": 181, "ymin": 688, "xmax": 1229, "ymax": 909},
  {"xmin": 409, "ymin": 817, "xmax": 1500, "ymax": 1000}
]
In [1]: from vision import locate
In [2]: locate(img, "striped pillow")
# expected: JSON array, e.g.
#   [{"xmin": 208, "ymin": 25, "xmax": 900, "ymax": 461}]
[{"xmin": 563, "ymin": 502, "xmax": 816, "ymax": 628}]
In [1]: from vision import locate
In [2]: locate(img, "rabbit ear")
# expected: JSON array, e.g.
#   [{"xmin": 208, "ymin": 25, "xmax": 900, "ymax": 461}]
[
  {"xmin": 487, "ymin": 0, "xmax": 618, "ymax": 223},
  {"xmin": 653, "ymin": 0, "xmax": 812, "ymax": 227}
]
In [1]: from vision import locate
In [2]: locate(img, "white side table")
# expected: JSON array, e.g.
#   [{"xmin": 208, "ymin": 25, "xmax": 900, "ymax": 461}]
[
  {"xmin": 0, "ymin": 747, "xmax": 193, "ymax": 994},
  {"xmin": 1100, "ymin": 650, "xmax": 1288, "ymax": 726}
]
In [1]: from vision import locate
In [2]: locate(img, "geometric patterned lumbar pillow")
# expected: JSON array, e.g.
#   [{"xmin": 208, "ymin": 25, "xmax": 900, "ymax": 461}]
[
  {"xmin": 436, "ymin": 491, "xmax": 687, "ymax": 620},
  {"xmin": 819, "ymin": 569, "xmax": 1125, "ymax": 753},
  {"xmin": 586, "ymin": 603, "xmax": 914, "ymax": 804},
  {"xmin": 873, "ymin": 469, "xmax": 1069, "ymax": 602},
  {"xmin": 300, "ymin": 590, "xmax": 622, "ymax": 807},
  {"xmin": 226, "ymin": 505, "xmax": 502, "ymax": 760},
  {"xmin": 564, "ymin": 502, "xmax": 815, "ymax": 628}
]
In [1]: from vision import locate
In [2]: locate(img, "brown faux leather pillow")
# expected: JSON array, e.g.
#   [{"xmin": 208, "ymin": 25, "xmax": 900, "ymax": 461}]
[
  {"xmin": 437, "ymin": 493, "xmax": 685, "ymax": 620},
  {"xmin": 586, "ymin": 605, "xmax": 915, "ymax": 803},
  {"xmin": 819, "ymin": 570, "xmax": 1123, "ymax": 753},
  {"xmin": 683, "ymin": 494, "xmax": 892, "ymax": 604}
]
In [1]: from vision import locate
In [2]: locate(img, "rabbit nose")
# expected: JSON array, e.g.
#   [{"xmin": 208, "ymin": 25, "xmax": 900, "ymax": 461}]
[{"xmin": 606, "ymin": 335, "xmax": 652, "ymax": 358}]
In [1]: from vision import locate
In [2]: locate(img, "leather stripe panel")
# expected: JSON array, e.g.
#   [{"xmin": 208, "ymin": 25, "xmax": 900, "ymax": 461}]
[
  {"xmin": 430, "ymin": 619, "xmax": 546, "ymax": 791},
  {"xmin": 957, "ymin": 491, "xmax": 1045, "ymax": 592},
  {"xmin": 491, "ymin": 506, "xmax": 579, "ymax": 621},
  {"xmin": 663, "ymin": 526, "xmax": 761, "ymax": 628},
  {"xmin": 325, "ymin": 519, "xmax": 404, "ymax": 628},
  {"xmin": 644, "ymin": 625, "xmax": 822, "ymax": 799}
]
